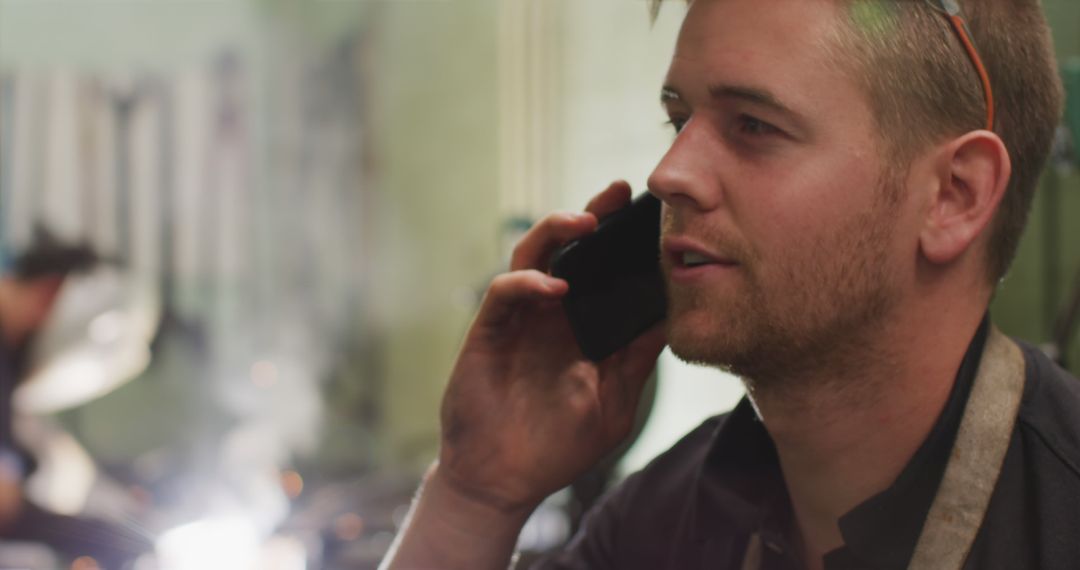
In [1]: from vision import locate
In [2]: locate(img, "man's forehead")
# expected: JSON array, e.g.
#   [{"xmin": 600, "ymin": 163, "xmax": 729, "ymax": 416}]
[
  {"xmin": 676, "ymin": 0, "xmax": 843, "ymax": 50},
  {"xmin": 663, "ymin": 0, "xmax": 882, "ymax": 144},
  {"xmin": 666, "ymin": 0, "xmax": 847, "ymax": 93}
]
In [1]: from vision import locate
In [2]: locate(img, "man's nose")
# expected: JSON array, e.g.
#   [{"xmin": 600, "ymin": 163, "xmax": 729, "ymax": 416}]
[{"xmin": 646, "ymin": 123, "xmax": 723, "ymax": 212}]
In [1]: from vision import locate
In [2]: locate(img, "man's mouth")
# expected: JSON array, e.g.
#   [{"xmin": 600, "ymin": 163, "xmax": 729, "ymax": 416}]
[
  {"xmin": 664, "ymin": 238, "xmax": 735, "ymax": 268},
  {"xmin": 662, "ymin": 237, "xmax": 742, "ymax": 286},
  {"xmin": 681, "ymin": 251, "xmax": 718, "ymax": 268}
]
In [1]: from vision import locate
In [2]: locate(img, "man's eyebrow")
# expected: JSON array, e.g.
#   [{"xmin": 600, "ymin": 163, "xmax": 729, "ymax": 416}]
[
  {"xmin": 707, "ymin": 84, "xmax": 794, "ymax": 115},
  {"xmin": 661, "ymin": 83, "xmax": 798, "ymax": 118},
  {"xmin": 660, "ymin": 86, "xmax": 682, "ymax": 104}
]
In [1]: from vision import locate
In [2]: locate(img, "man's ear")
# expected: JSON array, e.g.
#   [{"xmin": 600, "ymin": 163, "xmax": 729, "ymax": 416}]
[{"xmin": 919, "ymin": 131, "xmax": 1011, "ymax": 266}]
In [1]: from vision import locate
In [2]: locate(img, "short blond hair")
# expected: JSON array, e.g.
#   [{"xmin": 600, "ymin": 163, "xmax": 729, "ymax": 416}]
[{"xmin": 650, "ymin": 0, "xmax": 1064, "ymax": 282}]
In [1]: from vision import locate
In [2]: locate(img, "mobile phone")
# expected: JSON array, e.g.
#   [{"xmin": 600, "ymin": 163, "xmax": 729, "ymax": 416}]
[{"xmin": 549, "ymin": 192, "xmax": 666, "ymax": 362}]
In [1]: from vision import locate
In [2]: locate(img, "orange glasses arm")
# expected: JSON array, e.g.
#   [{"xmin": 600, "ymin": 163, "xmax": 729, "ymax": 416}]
[{"xmin": 948, "ymin": 14, "xmax": 995, "ymax": 131}]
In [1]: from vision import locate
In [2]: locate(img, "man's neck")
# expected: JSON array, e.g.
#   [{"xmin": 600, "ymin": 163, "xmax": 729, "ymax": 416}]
[{"xmin": 746, "ymin": 298, "xmax": 988, "ymax": 569}]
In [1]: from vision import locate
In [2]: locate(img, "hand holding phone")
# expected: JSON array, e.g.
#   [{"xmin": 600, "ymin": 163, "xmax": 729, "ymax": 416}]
[
  {"xmin": 430, "ymin": 182, "xmax": 666, "ymax": 516},
  {"xmin": 385, "ymin": 182, "xmax": 668, "ymax": 570}
]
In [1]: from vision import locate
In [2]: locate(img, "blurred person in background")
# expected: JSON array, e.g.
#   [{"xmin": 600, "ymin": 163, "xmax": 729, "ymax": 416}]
[
  {"xmin": 0, "ymin": 232, "xmax": 97, "ymax": 530},
  {"xmin": 0, "ymin": 231, "xmax": 150, "ymax": 567},
  {"xmin": 381, "ymin": 0, "xmax": 1079, "ymax": 569}
]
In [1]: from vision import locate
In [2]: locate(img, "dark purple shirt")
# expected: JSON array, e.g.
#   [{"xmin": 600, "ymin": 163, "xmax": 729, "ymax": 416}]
[{"xmin": 534, "ymin": 322, "xmax": 1080, "ymax": 569}]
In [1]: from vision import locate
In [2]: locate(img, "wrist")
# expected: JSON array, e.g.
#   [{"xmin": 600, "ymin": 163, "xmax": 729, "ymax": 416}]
[
  {"xmin": 381, "ymin": 463, "xmax": 535, "ymax": 570},
  {"xmin": 423, "ymin": 463, "xmax": 536, "ymax": 533}
]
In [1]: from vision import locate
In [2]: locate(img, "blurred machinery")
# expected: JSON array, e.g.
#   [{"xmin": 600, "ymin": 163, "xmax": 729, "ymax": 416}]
[
  {"xmin": 17, "ymin": 268, "xmax": 159, "ymax": 415},
  {"xmin": 0, "ymin": 263, "xmax": 160, "ymax": 568},
  {"xmin": 1041, "ymin": 60, "xmax": 1080, "ymax": 369}
]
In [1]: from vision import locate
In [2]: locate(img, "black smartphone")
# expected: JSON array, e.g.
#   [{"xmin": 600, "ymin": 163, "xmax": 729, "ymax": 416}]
[{"xmin": 549, "ymin": 192, "xmax": 666, "ymax": 362}]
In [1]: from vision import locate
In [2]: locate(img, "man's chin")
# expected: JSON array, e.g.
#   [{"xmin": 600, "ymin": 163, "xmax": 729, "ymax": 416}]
[{"xmin": 664, "ymin": 318, "xmax": 748, "ymax": 370}]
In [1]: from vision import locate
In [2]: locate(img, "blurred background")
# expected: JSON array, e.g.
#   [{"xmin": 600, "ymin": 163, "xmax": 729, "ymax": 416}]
[{"xmin": 0, "ymin": 0, "xmax": 1077, "ymax": 568}]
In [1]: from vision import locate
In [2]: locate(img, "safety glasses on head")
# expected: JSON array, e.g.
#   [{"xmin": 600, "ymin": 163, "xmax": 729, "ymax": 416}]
[{"xmin": 925, "ymin": 0, "xmax": 995, "ymax": 131}]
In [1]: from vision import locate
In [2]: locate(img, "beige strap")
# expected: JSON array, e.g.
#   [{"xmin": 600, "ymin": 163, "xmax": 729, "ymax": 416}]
[
  {"xmin": 740, "ymin": 533, "xmax": 762, "ymax": 570},
  {"xmin": 908, "ymin": 326, "xmax": 1025, "ymax": 569},
  {"xmin": 739, "ymin": 327, "xmax": 1026, "ymax": 570}
]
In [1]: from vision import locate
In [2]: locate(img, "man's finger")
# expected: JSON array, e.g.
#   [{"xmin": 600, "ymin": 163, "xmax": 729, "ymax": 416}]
[
  {"xmin": 597, "ymin": 323, "xmax": 667, "ymax": 435},
  {"xmin": 474, "ymin": 270, "xmax": 568, "ymax": 331},
  {"xmin": 585, "ymin": 180, "xmax": 633, "ymax": 220},
  {"xmin": 508, "ymin": 181, "xmax": 635, "ymax": 272},
  {"xmin": 510, "ymin": 212, "xmax": 597, "ymax": 272},
  {"xmin": 625, "ymin": 325, "xmax": 667, "ymax": 381}
]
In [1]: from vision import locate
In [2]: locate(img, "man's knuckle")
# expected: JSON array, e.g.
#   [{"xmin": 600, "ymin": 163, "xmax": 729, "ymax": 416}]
[
  {"xmin": 510, "ymin": 242, "xmax": 530, "ymax": 265},
  {"xmin": 489, "ymin": 273, "xmax": 513, "ymax": 293}
]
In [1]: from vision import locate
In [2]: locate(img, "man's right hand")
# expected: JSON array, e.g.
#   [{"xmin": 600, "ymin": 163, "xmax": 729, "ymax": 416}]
[
  {"xmin": 437, "ymin": 180, "xmax": 667, "ymax": 513},
  {"xmin": 381, "ymin": 181, "xmax": 666, "ymax": 570}
]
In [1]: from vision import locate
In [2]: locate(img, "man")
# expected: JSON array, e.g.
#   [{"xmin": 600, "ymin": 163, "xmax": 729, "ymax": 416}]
[
  {"xmin": 0, "ymin": 234, "xmax": 97, "ymax": 530},
  {"xmin": 0, "ymin": 235, "xmax": 152, "ymax": 567},
  {"xmin": 382, "ymin": 0, "xmax": 1077, "ymax": 568}
]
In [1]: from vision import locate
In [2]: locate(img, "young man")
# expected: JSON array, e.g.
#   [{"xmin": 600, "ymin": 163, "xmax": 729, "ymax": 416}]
[
  {"xmin": 0, "ymin": 236, "xmax": 153, "ymax": 566},
  {"xmin": 382, "ymin": 0, "xmax": 1075, "ymax": 568},
  {"xmin": 0, "ymin": 236, "xmax": 97, "ymax": 530}
]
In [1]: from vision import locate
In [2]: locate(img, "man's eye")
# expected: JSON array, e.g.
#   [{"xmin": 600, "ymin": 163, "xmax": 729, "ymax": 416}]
[
  {"xmin": 736, "ymin": 115, "xmax": 781, "ymax": 136},
  {"xmin": 664, "ymin": 117, "xmax": 688, "ymax": 134}
]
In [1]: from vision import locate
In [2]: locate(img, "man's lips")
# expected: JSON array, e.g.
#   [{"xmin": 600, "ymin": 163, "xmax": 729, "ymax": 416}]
[{"xmin": 663, "ymin": 236, "xmax": 739, "ymax": 269}]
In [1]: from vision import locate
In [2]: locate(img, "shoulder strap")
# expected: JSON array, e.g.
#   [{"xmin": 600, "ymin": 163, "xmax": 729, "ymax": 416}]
[
  {"xmin": 739, "ymin": 533, "xmax": 762, "ymax": 570},
  {"xmin": 739, "ymin": 327, "xmax": 1026, "ymax": 570},
  {"xmin": 908, "ymin": 326, "xmax": 1025, "ymax": 569}
]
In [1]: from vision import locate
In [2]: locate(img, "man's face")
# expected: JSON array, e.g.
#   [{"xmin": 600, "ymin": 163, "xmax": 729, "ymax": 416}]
[{"xmin": 651, "ymin": 0, "xmax": 914, "ymax": 378}]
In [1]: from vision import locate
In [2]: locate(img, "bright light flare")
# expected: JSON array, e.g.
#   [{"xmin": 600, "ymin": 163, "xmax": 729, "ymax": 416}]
[{"xmin": 156, "ymin": 518, "xmax": 259, "ymax": 570}]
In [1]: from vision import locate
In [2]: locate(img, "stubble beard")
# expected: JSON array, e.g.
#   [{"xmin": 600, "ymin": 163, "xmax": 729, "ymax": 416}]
[{"xmin": 665, "ymin": 189, "xmax": 901, "ymax": 388}]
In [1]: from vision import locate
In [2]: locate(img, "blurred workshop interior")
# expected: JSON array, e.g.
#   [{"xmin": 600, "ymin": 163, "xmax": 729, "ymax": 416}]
[{"xmin": 0, "ymin": 0, "xmax": 1078, "ymax": 568}]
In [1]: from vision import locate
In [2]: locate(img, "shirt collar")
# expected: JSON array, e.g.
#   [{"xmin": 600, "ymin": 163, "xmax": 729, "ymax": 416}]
[
  {"xmin": 690, "ymin": 397, "xmax": 784, "ymax": 538},
  {"xmin": 832, "ymin": 317, "xmax": 989, "ymax": 568},
  {"xmin": 689, "ymin": 316, "xmax": 991, "ymax": 568}
]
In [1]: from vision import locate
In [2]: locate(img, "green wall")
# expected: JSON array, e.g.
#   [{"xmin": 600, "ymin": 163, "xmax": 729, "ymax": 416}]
[
  {"xmin": 365, "ymin": 0, "xmax": 502, "ymax": 471},
  {"xmin": 991, "ymin": 0, "xmax": 1080, "ymax": 371}
]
